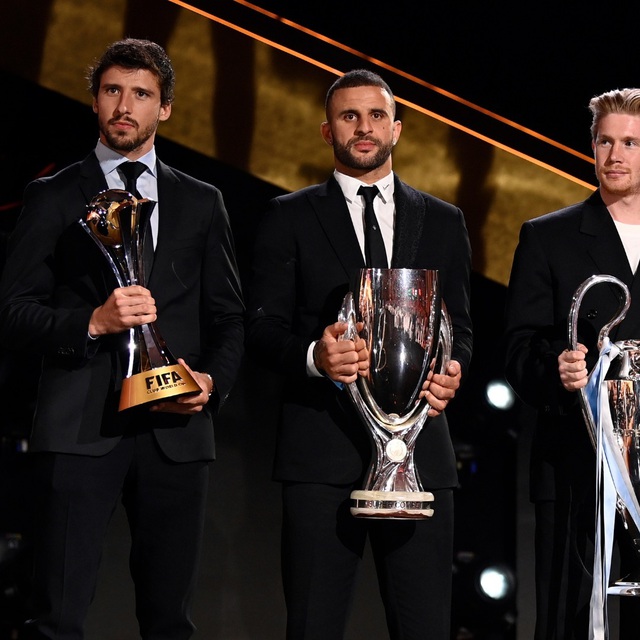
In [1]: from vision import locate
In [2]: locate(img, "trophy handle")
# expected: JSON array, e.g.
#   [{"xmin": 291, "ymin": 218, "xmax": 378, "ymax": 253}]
[{"xmin": 567, "ymin": 274, "xmax": 630, "ymax": 448}]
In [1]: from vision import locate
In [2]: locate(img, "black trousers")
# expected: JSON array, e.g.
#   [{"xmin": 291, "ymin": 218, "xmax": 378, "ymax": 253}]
[
  {"xmin": 281, "ymin": 481, "xmax": 454, "ymax": 640},
  {"xmin": 25, "ymin": 432, "xmax": 209, "ymax": 640}
]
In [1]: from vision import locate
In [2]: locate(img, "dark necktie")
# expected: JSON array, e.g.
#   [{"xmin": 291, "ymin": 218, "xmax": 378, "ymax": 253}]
[
  {"xmin": 358, "ymin": 185, "xmax": 388, "ymax": 268},
  {"xmin": 119, "ymin": 160, "xmax": 146, "ymax": 199},
  {"xmin": 118, "ymin": 161, "xmax": 153, "ymax": 283}
]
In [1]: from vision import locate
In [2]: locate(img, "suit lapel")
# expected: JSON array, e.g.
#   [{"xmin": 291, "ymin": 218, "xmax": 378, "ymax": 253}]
[
  {"xmin": 391, "ymin": 177, "xmax": 425, "ymax": 267},
  {"xmin": 309, "ymin": 176, "xmax": 364, "ymax": 280},
  {"xmin": 148, "ymin": 159, "xmax": 181, "ymax": 285},
  {"xmin": 78, "ymin": 153, "xmax": 109, "ymax": 207},
  {"xmin": 582, "ymin": 192, "xmax": 632, "ymax": 282},
  {"xmin": 580, "ymin": 191, "xmax": 640, "ymax": 339}
]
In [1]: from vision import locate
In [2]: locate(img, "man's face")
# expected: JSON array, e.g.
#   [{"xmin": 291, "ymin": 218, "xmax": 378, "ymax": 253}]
[
  {"xmin": 321, "ymin": 85, "xmax": 402, "ymax": 179},
  {"xmin": 593, "ymin": 113, "xmax": 640, "ymax": 198},
  {"xmin": 93, "ymin": 65, "xmax": 171, "ymax": 159}
]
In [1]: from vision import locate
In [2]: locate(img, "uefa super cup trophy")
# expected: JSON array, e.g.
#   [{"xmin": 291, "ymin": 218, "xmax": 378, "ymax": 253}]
[
  {"xmin": 80, "ymin": 189, "xmax": 201, "ymax": 411},
  {"xmin": 569, "ymin": 274, "xmax": 640, "ymax": 595},
  {"xmin": 339, "ymin": 268, "xmax": 452, "ymax": 519}
]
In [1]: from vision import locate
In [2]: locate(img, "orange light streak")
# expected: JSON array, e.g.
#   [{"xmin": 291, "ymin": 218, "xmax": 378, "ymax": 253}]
[{"xmin": 168, "ymin": 0, "xmax": 596, "ymax": 191}]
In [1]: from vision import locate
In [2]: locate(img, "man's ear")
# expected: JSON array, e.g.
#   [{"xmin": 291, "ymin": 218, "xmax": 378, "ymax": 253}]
[
  {"xmin": 159, "ymin": 103, "xmax": 172, "ymax": 122},
  {"xmin": 320, "ymin": 121, "xmax": 333, "ymax": 145}
]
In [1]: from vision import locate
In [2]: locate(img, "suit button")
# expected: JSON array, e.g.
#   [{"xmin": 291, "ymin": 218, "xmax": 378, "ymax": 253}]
[{"xmin": 587, "ymin": 309, "xmax": 598, "ymax": 319}]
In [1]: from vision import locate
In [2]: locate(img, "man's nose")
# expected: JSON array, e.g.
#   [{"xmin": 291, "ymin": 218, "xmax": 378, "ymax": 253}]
[
  {"xmin": 608, "ymin": 142, "xmax": 624, "ymax": 162},
  {"xmin": 355, "ymin": 118, "xmax": 373, "ymax": 135},
  {"xmin": 115, "ymin": 94, "xmax": 132, "ymax": 115}
]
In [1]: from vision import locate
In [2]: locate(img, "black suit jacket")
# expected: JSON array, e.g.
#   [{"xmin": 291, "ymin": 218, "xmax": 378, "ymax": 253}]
[
  {"xmin": 0, "ymin": 152, "xmax": 245, "ymax": 462},
  {"xmin": 246, "ymin": 174, "xmax": 472, "ymax": 488},
  {"xmin": 505, "ymin": 189, "xmax": 640, "ymax": 501}
]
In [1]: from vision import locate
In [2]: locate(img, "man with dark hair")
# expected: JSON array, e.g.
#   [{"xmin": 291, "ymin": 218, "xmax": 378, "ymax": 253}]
[
  {"xmin": 0, "ymin": 38, "xmax": 244, "ymax": 639},
  {"xmin": 246, "ymin": 69, "xmax": 472, "ymax": 639}
]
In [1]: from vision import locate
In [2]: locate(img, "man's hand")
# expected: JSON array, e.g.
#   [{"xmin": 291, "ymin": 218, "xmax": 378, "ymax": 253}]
[
  {"xmin": 88, "ymin": 285, "xmax": 157, "ymax": 336},
  {"xmin": 420, "ymin": 360, "xmax": 462, "ymax": 417},
  {"xmin": 314, "ymin": 322, "xmax": 369, "ymax": 384},
  {"xmin": 150, "ymin": 358, "xmax": 214, "ymax": 415},
  {"xmin": 559, "ymin": 343, "xmax": 589, "ymax": 391}
]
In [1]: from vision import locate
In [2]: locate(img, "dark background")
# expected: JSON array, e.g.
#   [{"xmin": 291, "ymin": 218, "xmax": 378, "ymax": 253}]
[{"xmin": 249, "ymin": 1, "xmax": 636, "ymax": 158}]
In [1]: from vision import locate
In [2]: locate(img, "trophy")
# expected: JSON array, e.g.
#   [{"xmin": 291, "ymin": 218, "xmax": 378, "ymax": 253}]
[
  {"xmin": 568, "ymin": 274, "xmax": 640, "ymax": 596},
  {"xmin": 80, "ymin": 189, "xmax": 201, "ymax": 411},
  {"xmin": 339, "ymin": 268, "xmax": 452, "ymax": 519}
]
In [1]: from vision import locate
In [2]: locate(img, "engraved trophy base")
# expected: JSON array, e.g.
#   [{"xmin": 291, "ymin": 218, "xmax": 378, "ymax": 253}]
[
  {"xmin": 350, "ymin": 489, "xmax": 435, "ymax": 520},
  {"xmin": 608, "ymin": 580, "xmax": 640, "ymax": 597},
  {"xmin": 119, "ymin": 363, "xmax": 202, "ymax": 411},
  {"xmin": 608, "ymin": 569, "xmax": 640, "ymax": 596}
]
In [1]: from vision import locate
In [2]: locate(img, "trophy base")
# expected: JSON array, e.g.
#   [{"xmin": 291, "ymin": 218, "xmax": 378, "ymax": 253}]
[
  {"xmin": 608, "ymin": 573, "xmax": 640, "ymax": 596},
  {"xmin": 350, "ymin": 490, "xmax": 434, "ymax": 520},
  {"xmin": 119, "ymin": 363, "xmax": 202, "ymax": 411}
]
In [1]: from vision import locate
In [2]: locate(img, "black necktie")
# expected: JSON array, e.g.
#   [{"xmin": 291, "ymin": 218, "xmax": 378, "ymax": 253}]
[
  {"xmin": 358, "ymin": 185, "xmax": 388, "ymax": 268},
  {"xmin": 119, "ymin": 161, "xmax": 146, "ymax": 199},
  {"xmin": 119, "ymin": 161, "xmax": 153, "ymax": 282}
]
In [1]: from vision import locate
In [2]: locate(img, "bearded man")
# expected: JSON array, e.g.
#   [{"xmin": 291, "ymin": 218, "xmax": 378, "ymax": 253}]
[{"xmin": 245, "ymin": 69, "xmax": 472, "ymax": 640}]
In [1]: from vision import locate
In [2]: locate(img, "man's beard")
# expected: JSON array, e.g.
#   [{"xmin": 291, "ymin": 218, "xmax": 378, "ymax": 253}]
[
  {"xmin": 101, "ymin": 117, "xmax": 158, "ymax": 153},
  {"xmin": 333, "ymin": 136, "xmax": 394, "ymax": 171}
]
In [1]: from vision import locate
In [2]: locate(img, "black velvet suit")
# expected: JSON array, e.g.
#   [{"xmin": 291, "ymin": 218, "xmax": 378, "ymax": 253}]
[
  {"xmin": 246, "ymin": 174, "xmax": 472, "ymax": 639},
  {"xmin": 505, "ymin": 189, "xmax": 640, "ymax": 639},
  {"xmin": 0, "ymin": 151, "xmax": 244, "ymax": 638}
]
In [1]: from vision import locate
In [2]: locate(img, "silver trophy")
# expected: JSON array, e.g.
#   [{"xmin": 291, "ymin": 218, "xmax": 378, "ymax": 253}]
[
  {"xmin": 339, "ymin": 268, "xmax": 452, "ymax": 519},
  {"xmin": 569, "ymin": 274, "xmax": 640, "ymax": 594},
  {"xmin": 80, "ymin": 189, "xmax": 200, "ymax": 411}
]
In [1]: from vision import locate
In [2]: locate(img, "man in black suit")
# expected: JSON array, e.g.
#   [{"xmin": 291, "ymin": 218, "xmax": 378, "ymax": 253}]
[
  {"xmin": 246, "ymin": 69, "xmax": 472, "ymax": 640},
  {"xmin": 505, "ymin": 87, "xmax": 640, "ymax": 639},
  {"xmin": 0, "ymin": 39, "xmax": 244, "ymax": 639}
]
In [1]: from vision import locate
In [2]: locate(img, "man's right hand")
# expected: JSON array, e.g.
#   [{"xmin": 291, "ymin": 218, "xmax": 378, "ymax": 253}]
[
  {"xmin": 558, "ymin": 343, "xmax": 589, "ymax": 391},
  {"xmin": 313, "ymin": 322, "xmax": 369, "ymax": 384},
  {"xmin": 88, "ymin": 285, "xmax": 157, "ymax": 336}
]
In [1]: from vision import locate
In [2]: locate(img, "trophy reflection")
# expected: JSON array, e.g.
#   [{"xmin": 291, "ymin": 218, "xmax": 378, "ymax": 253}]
[
  {"xmin": 80, "ymin": 189, "xmax": 200, "ymax": 411},
  {"xmin": 339, "ymin": 268, "xmax": 452, "ymax": 519}
]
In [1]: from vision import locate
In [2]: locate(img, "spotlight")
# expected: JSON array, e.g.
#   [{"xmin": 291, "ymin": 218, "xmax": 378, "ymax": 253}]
[
  {"xmin": 484, "ymin": 379, "xmax": 515, "ymax": 411},
  {"xmin": 476, "ymin": 564, "xmax": 516, "ymax": 602}
]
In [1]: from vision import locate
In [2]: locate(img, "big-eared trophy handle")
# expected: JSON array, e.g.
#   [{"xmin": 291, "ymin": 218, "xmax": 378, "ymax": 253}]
[{"xmin": 567, "ymin": 274, "xmax": 630, "ymax": 449}]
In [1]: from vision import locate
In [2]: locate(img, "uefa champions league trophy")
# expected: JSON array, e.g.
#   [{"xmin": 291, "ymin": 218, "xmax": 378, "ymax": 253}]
[
  {"xmin": 339, "ymin": 268, "xmax": 452, "ymax": 519},
  {"xmin": 568, "ymin": 274, "xmax": 640, "ymax": 597},
  {"xmin": 80, "ymin": 189, "xmax": 200, "ymax": 411}
]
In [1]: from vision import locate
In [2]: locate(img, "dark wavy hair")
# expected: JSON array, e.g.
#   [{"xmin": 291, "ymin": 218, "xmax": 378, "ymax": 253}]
[{"xmin": 87, "ymin": 38, "xmax": 175, "ymax": 106}]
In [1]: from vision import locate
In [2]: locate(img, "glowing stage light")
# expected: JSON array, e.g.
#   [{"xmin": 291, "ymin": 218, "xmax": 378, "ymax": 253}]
[
  {"xmin": 477, "ymin": 564, "xmax": 516, "ymax": 601},
  {"xmin": 484, "ymin": 379, "xmax": 515, "ymax": 411}
]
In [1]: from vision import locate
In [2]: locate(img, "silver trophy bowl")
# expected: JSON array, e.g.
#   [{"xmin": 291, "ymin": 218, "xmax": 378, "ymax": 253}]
[{"xmin": 339, "ymin": 268, "xmax": 452, "ymax": 519}]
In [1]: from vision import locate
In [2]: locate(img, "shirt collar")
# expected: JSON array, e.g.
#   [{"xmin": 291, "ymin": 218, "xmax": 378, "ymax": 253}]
[
  {"xmin": 94, "ymin": 140, "xmax": 157, "ymax": 179},
  {"xmin": 333, "ymin": 170, "xmax": 394, "ymax": 204}
]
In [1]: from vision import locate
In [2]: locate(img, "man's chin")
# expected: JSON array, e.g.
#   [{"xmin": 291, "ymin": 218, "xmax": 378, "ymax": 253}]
[{"xmin": 105, "ymin": 134, "xmax": 141, "ymax": 154}]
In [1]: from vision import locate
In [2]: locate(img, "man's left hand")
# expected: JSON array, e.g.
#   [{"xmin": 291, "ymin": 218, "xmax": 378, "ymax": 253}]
[
  {"xmin": 150, "ymin": 358, "xmax": 214, "ymax": 415},
  {"xmin": 420, "ymin": 360, "xmax": 462, "ymax": 417}
]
